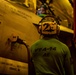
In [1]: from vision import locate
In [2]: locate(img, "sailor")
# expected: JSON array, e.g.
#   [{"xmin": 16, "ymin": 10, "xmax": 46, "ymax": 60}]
[{"xmin": 30, "ymin": 16, "xmax": 74, "ymax": 75}]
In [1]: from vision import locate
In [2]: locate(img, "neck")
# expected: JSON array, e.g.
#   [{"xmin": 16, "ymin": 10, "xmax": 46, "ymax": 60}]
[{"xmin": 42, "ymin": 34, "xmax": 59, "ymax": 40}]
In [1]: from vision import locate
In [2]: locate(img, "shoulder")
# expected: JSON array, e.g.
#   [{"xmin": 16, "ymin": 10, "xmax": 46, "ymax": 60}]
[
  {"xmin": 30, "ymin": 39, "xmax": 42, "ymax": 48},
  {"xmin": 54, "ymin": 38, "xmax": 69, "ymax": 49},
  {"xmin": 57, "ymin": 40, "xmax": 70, "ymax": 54}
]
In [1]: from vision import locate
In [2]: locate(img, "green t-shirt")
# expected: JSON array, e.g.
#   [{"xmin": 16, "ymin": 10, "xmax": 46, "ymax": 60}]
[
  {"xmin": 30, "ymin": 38, "xmax": 74, "ymax": 75},
  {"xmin": 38, "ymin": 14, "xmax": 47, "ymax": 18}
]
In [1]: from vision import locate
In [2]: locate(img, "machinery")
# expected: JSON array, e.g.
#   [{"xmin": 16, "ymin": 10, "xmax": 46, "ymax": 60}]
[
  {"xmin": 0, "ymin": 0, "xmax": 41, "ymax": 74},
  {"xmin": 0, "ymin": 0, "xmax": 75, "ymax": 75}
]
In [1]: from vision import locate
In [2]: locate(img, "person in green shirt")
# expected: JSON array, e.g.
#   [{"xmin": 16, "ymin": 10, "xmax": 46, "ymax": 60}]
[
  {"xmin": 30, "ymin": 19, "xmax": 74, "ymax": 75},
  {"xmin": 37, "ymin": 4, "xmax": 47, "ymax": 18}
]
